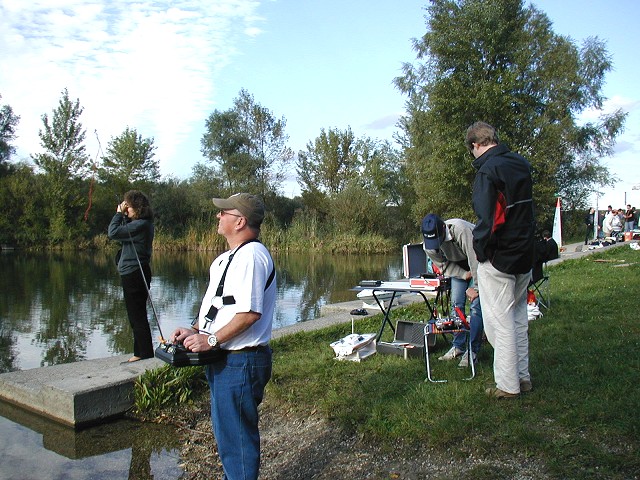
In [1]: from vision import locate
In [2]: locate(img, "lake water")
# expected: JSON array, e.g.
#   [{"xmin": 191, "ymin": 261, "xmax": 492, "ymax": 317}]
[{"xmin": 0, "ymin": 249, "xmax": 402, "ymax": 478}]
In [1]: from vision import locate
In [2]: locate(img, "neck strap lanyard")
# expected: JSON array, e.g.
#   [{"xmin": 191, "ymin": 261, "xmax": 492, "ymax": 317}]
[
  {"xmin": 197, "ymin": 240, "xmax": 275, "ymax": 331},
  {"xmin": 215, "ymin": 239, "xmax": 275, "ymax": 302}
]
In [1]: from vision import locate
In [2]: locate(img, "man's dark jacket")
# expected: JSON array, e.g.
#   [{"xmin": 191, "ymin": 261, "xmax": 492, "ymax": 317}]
[{"xmin": 471, "ymin": 143, "xmax": 535, "ymax": 274}]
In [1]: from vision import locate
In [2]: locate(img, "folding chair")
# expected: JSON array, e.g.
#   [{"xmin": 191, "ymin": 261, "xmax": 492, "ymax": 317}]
[{"xmin": 529, "ymin": 261, "xmax": 550, "ymax": 309}]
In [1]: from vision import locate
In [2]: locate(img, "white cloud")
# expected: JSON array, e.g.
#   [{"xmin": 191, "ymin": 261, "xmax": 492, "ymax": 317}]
[
  {"xmin": 0, "ymin": 0, "xmax": 263, "ymax": 175},
  {"xmin": 580, "ymin": 95, "xmax": 640, "ymax": 122},
  {"xmin": 364, "ymin": 113, "xmax": 401, "ymax": 131}
]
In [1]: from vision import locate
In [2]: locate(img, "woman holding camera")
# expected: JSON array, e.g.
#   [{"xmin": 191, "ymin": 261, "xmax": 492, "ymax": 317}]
[{"xmin": 108, "ymin": 190, "xmax": 155, "ymax": 363}]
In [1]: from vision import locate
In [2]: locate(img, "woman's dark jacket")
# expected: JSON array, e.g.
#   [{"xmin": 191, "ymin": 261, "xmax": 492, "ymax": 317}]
[
  {"xmin": 471, "ymin": 143, "xmax": 535, "ymax": 274},
  {"xmin": 107, "ymin": 213, "xmax": 154, "ymax": 276}
]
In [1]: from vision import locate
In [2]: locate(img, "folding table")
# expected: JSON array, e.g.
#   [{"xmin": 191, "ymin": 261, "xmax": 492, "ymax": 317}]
[
  {"xmin": 351, "ymin": 281, "xmax": 440, "ymax": 341},
  {"xmin": 353, "ymin": 279, "xmax": 475, "ymax": 382}
]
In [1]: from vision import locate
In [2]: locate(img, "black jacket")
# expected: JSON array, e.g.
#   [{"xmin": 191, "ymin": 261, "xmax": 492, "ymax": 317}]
[
  {"xmin": 584, "ymin": 212, "xmax": 594, "ymax": 226},
  {"xmin": 108, "ymin": 213, "xmax": 154, "ymax": 276},
  {"xmin": 471, "ymin": 143, "xmax": 535, "ymax": 274},
  {"xmin": 532, "ymin": 237, "xmax": 559, "ymax": 282}
]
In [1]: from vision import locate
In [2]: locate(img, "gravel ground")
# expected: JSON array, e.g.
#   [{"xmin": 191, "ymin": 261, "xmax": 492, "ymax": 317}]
[{"xmin": 172, "ymin": 396, "xmax": 550, "ymax": 480}]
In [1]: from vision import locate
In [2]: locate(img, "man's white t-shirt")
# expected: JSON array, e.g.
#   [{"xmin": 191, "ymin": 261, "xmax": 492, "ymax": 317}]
[{"xmin": 197, "ymin": 241, "xmax": 275, "ymax": 350}]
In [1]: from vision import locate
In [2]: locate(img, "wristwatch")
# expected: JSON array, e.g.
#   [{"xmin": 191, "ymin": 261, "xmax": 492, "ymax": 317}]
[{"xmin": 207, "ymin": 333, "xmax": 219, "ymax": 348}]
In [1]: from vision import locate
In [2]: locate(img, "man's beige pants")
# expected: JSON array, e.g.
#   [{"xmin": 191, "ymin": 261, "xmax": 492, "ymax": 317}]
[{"xmin": 477, "ymin": 261, "xmax": 531, "ymax": 394}]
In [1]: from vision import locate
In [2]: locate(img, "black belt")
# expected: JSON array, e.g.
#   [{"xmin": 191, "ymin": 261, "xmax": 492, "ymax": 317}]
[{"xmin": 227, "ymin": 345, "xmax": 270, "ymax": 354}]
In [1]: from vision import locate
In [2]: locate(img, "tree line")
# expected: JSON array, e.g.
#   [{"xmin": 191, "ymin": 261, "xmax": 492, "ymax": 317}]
[{"xmin": 0, "ymin": 0, "xmax": 624, "ymax": 252}]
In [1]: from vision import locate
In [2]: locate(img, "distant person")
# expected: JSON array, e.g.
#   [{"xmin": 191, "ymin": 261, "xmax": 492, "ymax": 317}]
[
  {"xmin": 584, "ymin": 207, "xmax": 595, "ymax": 245},
  {"xmin": 611, "ymin": 209, "xmax": 623, "ymax": 237},
  {"xmin": 421, "ymin": 214, "xmax": 484, "ymax": 368},
  {"xmin": 467, "ymin": 121, "xmax": 535, "ymax": 399},
  {"xmin": 602, "ymin": 209, "xmax": 615, "ymax": 238},
  {"xmin": 542, "ymin": 230, "xmax": 559, "ymax": 259},
  {"xmin": 170, "ymin": 193, "xmax": 275, "ymax": 480},
  {"xmin": 624, "ymin": 205, "xmax": 635, "ymax": 232},
  {"xmin": 108, "ymin": 190, "xmax": 155, "ymax": 363}
]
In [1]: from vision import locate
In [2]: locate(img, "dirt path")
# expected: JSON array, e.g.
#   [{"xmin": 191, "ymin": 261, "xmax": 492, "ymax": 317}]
[{"xmin": 174, "ymin": 397, "xmax": 548, "ymax": 479}]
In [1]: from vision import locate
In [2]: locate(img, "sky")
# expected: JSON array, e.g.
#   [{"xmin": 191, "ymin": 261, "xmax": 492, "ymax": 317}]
[{"xmin": 1, "ymin": 0, "xmax": 638, "ymax": 208}]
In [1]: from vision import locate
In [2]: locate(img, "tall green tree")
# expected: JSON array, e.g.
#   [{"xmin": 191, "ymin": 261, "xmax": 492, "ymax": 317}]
[
  {"xmin": 0, "ymin": 163, "xmax": 47, "ymax": 246},
  {"xmin": 297, "ymin": 128, "xmax": 409, "ymax": 236},
  {"xmin": 394, "ymin": 0, "xmax": 626, "ymax": 226},
  {"xmin": 359, "ymin": 139, "xmax": 416, "ymax": 238},
  {"xmin": 297, "ymin": 127, "xmax": 359, "ymax": 196},
  {"xmin": 99, "ymin": 126, "xmax": 160, "ymax": 195},
  {"xmin": 32, "ymin": 89, "xmax": 91, "ymax": 243},
  {"xmin": 234, "ymin": 89, "xmax": 293, "ymax": 197},
  {"xmin": 201, "ymin": 89, "xmax": 293, "ymax": 198},
  {"xmin": 296, "ymin": 127, "xmax": 357, "ymax": 220},
  {"xmin": 201, "ymin": 109, "xmax": 252, "ymax": 193},
  {"xmin": 187, "ymin": 162, "xmax": 224, "ymax": 225},
  {"xmin": 0, "ymin": 94, "xmax": 20, "ymax": 177}
]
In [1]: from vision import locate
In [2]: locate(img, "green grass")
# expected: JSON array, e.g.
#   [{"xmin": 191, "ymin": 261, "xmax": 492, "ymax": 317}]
[
  {"xmin": 133, "ymin": 365, "xmax": 208, "ymax": 419},
  {"xmin": 267, "ymin": 246, "xmax": 640, "ymax": 479},
  {"xmin": 137, "ymin": 245, "xmax": 640, "ymax": 479}
]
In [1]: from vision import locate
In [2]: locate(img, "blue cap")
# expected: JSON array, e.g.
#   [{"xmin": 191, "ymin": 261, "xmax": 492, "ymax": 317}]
[{"xmin": 421, "ymin": 214, "xmax": 446, "ymax": 250}]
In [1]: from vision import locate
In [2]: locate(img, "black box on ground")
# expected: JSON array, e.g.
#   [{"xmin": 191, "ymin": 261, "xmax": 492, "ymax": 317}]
[{"xmin": 377, "ymin": 320, "xmax": 436, "ymax": 359}]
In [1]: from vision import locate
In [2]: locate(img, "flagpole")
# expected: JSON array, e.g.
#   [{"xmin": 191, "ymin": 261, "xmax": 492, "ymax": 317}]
[{"xmin": 594, "ymin": 196, "xmax": 599, "ymax": 241}]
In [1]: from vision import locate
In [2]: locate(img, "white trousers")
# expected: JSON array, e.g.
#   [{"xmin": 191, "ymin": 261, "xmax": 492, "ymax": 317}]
[{"xmin": 477, "ymin": 261, "xmax": 531, "ymax": 394}]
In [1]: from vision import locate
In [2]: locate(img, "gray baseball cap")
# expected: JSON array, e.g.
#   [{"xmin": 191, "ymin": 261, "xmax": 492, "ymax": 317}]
[{"xmin": 212, "ymin": 193, "xmax": 265, "ymax": 227}]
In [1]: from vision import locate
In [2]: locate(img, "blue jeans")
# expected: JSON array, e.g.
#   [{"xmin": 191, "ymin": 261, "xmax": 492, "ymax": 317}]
[
  {"xmin": 205, "ymin": 347, "xmax": 272, "ymax": 480},
  {"xmin": 450, "ymin": 277, "xmax": 484, "ymax": 354}
]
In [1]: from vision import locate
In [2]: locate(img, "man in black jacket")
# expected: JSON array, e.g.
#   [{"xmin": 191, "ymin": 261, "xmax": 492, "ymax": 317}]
[
  {"xmin": 584, "ymin": 207, "xmax": 595, "ymax": 245},
  {"xmin": 466, "ymin": 121, "xmax": 535, "ymax": 399}
]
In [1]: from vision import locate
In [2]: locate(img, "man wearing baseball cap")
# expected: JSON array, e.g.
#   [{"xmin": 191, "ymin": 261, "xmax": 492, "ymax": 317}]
[
  {"xmin": 170, "ymin": 192, "xmax": 275, "ymax": 479},
  {"xmin": 211, "ymin": 192, "xmax": 265, "ymax": 229},
  {"xmin": 422, "ymin": 214, "xmax": 484, "ymax": 368}
]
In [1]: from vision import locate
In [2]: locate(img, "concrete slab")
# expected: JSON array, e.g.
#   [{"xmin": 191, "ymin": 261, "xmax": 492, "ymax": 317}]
[{"xmin": 0, "ymin": 354, "xmax": 164, "ymax": 427}]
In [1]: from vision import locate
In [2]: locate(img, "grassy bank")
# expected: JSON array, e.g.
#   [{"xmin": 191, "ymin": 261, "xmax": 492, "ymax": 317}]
[
  {"xmin": 88, "ymin": 223, "xmax": 398, "ymax": 254},
  {"xmin": 136, "ymin": 245, "xmax": 640, "ymax": 478}
]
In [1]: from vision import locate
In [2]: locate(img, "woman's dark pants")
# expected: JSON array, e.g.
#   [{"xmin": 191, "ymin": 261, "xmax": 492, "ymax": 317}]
[{"xmin": 121, "ymin": 264, "xmax": 153, "ymax": 359}]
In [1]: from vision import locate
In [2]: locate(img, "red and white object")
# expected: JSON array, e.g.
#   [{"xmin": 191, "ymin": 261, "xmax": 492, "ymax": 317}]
[{"xmin": 409, "ymin": 277, "xmax": 440, "ymax": 290}]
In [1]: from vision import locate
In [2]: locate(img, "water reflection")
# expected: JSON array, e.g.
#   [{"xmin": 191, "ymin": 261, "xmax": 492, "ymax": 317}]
[
  {"xmin": 0, "ymin": 249, "xmax": 401, "ymax": 372},
  {"xmin": 0, "ymin": 399, "xmax": 182, "ymax": 479},
  {"xmin": 1, "ymin": 251, "xmax": 134, "ymax": 372}
]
